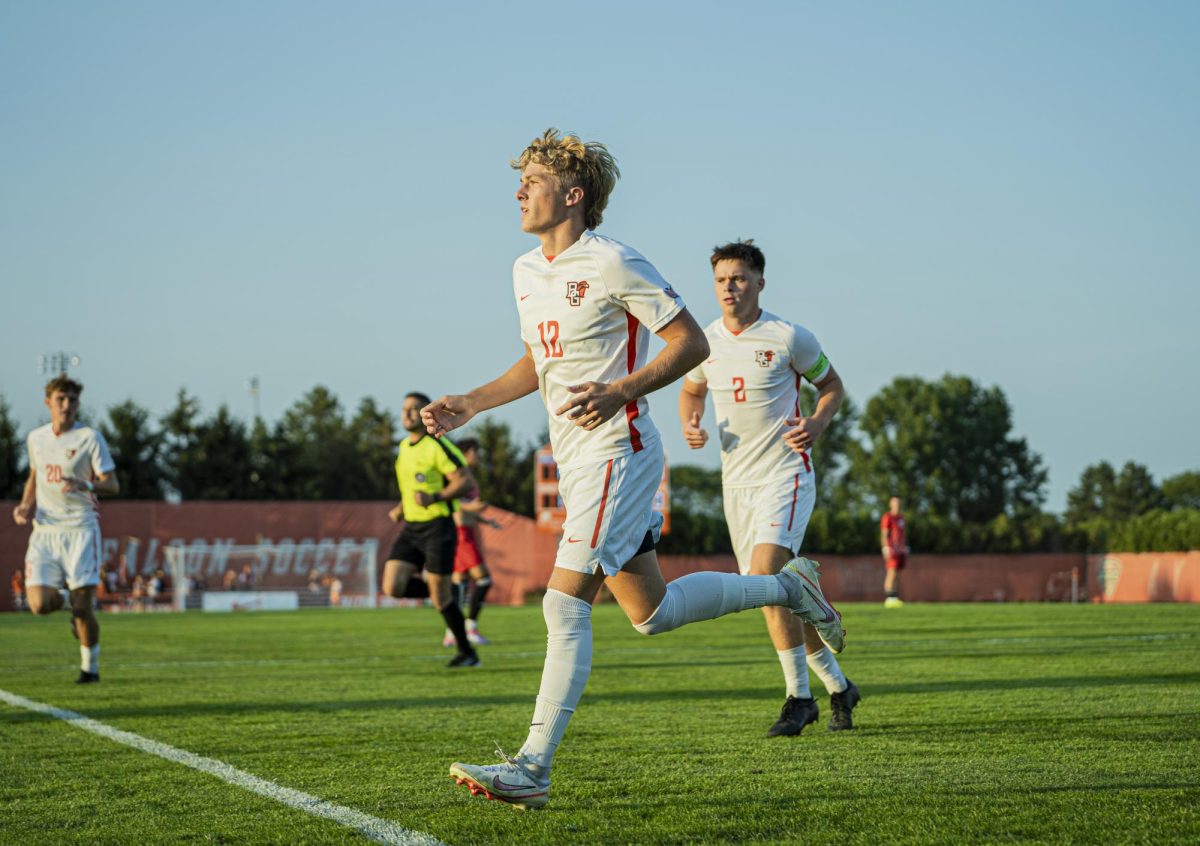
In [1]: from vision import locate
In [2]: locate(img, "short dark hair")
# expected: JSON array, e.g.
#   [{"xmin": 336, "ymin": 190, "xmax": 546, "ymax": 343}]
[
  {"xmin": 405, "ymin": 391, "xmax": 431, "ymax": 406},
  {"xmin": 456, "ymin": 438, "xmax": 480, "ymax": 454},
  {"xmin": 45, "ymin": 374, "xmax": 83, "ymax": 397},
  {"xmin": 710, "ymin": 238, "xmax": 765, "ymax": 274}
]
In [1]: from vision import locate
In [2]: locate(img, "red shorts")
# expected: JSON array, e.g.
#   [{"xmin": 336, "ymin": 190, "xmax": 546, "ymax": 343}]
[
  {"xmin": 886, "ymin": 554, "xmax": 907, "ymax": 571},
  {"xmin": 453, "ymin": 525, "xmax": 484, "ymax": 574}
]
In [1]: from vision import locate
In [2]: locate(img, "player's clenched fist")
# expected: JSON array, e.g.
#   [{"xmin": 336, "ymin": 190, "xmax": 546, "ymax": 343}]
[
  {"xmin": 555, "ymin": 382, "xmax": 628, "ymax": 431},
  {"xmin": 683, "ymin": 411, "xmax": 708, "ymax": 449},
  {"xmin": 781, "ymin": 415, "xmax": 827, "ymax": 453}
]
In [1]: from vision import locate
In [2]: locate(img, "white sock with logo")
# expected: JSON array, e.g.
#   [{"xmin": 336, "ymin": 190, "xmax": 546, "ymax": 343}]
[
  {"xmin": 633, "ymin": 572, "xmax": 786, "ymax": 635},
  {"xmin": 520, "ymin": 589, "xmax": 592, "ymax": 774},
  {"xmin": 806, "ymin": 646, "xmax": 847, "ymax": 694},
  {"xmin": 777, "ymin": 646, "xmax": 811, "ymax": 699},
  {"xmin": 81, "ymin": 644, "xmax": 100, "ymax": 673}
]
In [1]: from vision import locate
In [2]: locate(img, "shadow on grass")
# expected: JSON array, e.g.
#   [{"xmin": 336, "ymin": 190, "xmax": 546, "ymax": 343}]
[{"xmin": 5, "ymin": 670, "xmax": 1198, "ymax": 726}]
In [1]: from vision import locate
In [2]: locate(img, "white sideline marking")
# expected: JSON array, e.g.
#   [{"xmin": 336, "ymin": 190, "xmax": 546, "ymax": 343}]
[{"xmin": 0, "ymin": 688, "xmax": 447, "ymax": 846}]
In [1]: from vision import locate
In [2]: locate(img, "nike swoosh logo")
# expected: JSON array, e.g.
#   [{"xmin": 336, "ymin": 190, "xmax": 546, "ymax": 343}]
[
  {"xmin": 520, "ymin": 294, "xmax": 531, "ymax": 301},
  {"xmin": 566, "ymin": 537, "xmax": 584, "ymax": 544},
  {"xmin": 769, "ymin": 522, "xmax": 782, "ymax": 527},
  {"xmin": 706, "ymin": 358, "xmax": 717, "ymax": 364},
  {"xmin": 802, "ymin": 585, "xmax": 836, "ymax": 623},
  {"xmin": 493, "ymin": 776, "xmax": 544, "ymax": 794}
]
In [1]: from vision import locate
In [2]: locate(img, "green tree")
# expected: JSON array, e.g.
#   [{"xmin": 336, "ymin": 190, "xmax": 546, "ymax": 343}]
[
  {"xmin": 100, "ymin": 400, "xmax": 167, "ymax": 499},
  {"xmin": 0, "ymin": 396, "xmax": 25, "ymax": 499},
  {"xmin": 456, "ymin": 417, "xmax": 538, "ymax": 516},
  {"xmin": 276, "ymin": 386, "xmax": 359, "ymax": 499},
  {"xmin": 1067, "ymin": 460, "xmax": 1162, "ymax": 523},
  {"xmin": 1162, "ymin": 470, "xmax": 1200, "ymax": 511},
  {"xmin": 348, "ymin": 397, "xmax": 398, "ymax": 500},
  {"xmin": 854, "ymin": 374, "xmax": 1047, "ymax": 522},
  {"xmin": 247, "ymin": 417, "xmax": 301, "ymax": 499}
]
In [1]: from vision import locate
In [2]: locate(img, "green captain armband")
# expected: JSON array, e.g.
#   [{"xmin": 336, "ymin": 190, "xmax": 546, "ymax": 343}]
[{"xmin": 803, "ymin": 352, "xmax": 830, "ymax": 383}]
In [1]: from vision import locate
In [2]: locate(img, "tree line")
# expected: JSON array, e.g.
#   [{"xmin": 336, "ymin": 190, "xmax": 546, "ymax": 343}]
[{"xmin": 1, "ymin": 376, "xmax": 1196, "ymax": 554}]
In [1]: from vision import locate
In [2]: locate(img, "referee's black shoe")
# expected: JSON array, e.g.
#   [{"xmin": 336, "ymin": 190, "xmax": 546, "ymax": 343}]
[
  {"xmin": 75, "ymin": 671, "xmax": 100, "ymax": 684},
  {"xmin": 447, "ymin": 651, "xmax": 481, "ymax": 668},
  {"xmin": 767, "ymin": 695, "xmax": 819, "ymax": 737}
]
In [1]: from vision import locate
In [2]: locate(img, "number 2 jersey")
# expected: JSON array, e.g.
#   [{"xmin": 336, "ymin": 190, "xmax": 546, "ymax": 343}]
[
  {"xmin": 685, "ymin": 311, "xmax": 831, "ymax": 488},
  {"xmin": 27, "ymin": 422, "xmax": 115, "ymax": 527},
  {"xmin": 514, "ymin": 231, "xmax": 684, "ymax": 471}
]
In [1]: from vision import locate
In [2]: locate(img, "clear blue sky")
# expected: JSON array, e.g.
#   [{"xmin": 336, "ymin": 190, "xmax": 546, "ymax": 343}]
[{"xmin": 3, "ymin": 1, "xmax": 1197, "ymax": 513}]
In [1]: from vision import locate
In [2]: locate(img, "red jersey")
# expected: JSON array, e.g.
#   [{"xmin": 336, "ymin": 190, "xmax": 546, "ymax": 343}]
[{"xmin": 881, "ymin": 512, "xmax": 907, "ymax": 550}]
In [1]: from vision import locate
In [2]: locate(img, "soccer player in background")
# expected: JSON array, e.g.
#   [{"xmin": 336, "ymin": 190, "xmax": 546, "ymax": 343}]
[
  {"xmin": 422, "ymin": 128, "xmax": 844, "ymax": 809},
  {"xmin": 382, "ymin": 392, "xmax": 480, "ymax": 667},
  {"xmin": 679, "ymin": 239, "xmax": 861, "ymax": 734},
  {"xmin": 441, "ymin": 438, "xmax": 501, "ymax": 647},
  {"xmin": 881, "ymin": 496, "xmax": 908, "ymax": 607},
  {"xmin": 12, "ymin": 375, "xmax": 119, "ymax": 683}
]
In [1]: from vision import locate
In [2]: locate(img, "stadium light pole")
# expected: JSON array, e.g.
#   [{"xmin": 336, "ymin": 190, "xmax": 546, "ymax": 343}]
[
  {"xmin": 247, "ymin": 376, "xmax": 261, "ymax": 420},
  {"xmin": 39, "ymin": 352, "xmax": 81, "ymax": 376}
]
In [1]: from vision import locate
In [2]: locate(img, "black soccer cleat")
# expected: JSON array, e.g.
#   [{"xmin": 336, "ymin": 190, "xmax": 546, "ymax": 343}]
[
  {"xmin": 447, "ymin": 651, "xmax": 481, "ymax": 668},
  {"xmin": 75, "ymin": 671, "xmax": 100, "ymax": 685},
  {"xmin": 767, "ymin": 696, "xmax": 819, "ymax": 737},
  {"xmin": 829, "ymin": 680, "xmax": 861, "ymax": 731}
]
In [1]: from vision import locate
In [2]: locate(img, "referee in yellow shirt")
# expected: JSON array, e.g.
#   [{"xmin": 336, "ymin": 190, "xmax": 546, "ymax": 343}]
[{"xmin": 383, "ymin": 391, "xmax": 481, "ymax": 667}]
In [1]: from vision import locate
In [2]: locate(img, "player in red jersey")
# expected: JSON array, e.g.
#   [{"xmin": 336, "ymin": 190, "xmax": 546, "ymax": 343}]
[
  {"xmin": 881, "ymin": 496, "xmax": 909, "ymax": 607},
  {"xmin": 442, "ymin": 438, "xmax": 500, "ymax": 647}
]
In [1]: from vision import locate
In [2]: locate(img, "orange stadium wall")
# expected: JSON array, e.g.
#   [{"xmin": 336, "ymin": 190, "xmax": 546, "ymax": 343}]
[{"xmin": 3, "ymin": 501, "xmax": 1198, "ymax": 611}]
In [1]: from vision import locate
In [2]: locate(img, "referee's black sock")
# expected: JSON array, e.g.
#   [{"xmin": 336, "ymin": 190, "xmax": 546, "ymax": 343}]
[{"xmin": 440, "ymin": 604, "xmax": 472, "ymax": 654}]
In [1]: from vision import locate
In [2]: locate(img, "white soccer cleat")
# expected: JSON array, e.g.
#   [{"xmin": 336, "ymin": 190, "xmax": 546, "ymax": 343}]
[
  {"xmin": 449, "ymin": 747, "xmax": 550, "ymax": 810},
  {"xmin": 779, "ymin": 557, "xmax": 845, "ymax": 653},
  {"xmin": 467, "ymin": 629, "xmax": 490, "ymax": 646}
]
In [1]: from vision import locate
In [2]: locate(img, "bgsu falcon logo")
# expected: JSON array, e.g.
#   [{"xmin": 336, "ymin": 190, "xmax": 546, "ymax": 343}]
[
  {"xmin": 65, "ymin": 449, "xmax": 77, "ymax": 459},
  {"xmin": 755, "ymin": 350, "xmax": 775, "ymax": 367},
  {"xmin": 565, "ymin": 280, "xmax": 589, "ymax": 306}
]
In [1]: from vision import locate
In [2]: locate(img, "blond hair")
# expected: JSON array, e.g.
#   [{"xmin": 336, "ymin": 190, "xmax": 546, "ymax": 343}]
[{"xmin": 511, "ymin": 128, "xmax": 620, "ymax": 231}]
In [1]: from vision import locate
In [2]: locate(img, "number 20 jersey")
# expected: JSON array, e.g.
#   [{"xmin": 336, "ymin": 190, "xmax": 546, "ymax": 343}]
[
  {"xmin": 27, "ymin": 422, "xmax": 115, "ymax": 527},
  {"xmin": 513, "ymin": 231, "xmax": 684, "ymax": 472},
  {"xmin": 685, "ymin": 312, "xmax": 831, "ymax": 488}
]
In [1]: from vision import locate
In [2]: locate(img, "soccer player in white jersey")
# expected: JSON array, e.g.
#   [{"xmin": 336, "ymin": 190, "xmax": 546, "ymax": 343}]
[
  {"xmin": 679, "ymin": 239, "xmax": 861, "ymax": 735},
  {"xmin": 422, "ymin": 129, "xmax": 844, "ymax": 809},
  {"xmin": 12, "ymin": 375, "xmax": 119, "ymax": 684}
]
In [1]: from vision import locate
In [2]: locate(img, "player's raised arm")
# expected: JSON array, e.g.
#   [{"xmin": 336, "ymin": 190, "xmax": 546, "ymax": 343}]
[
  {"xmin": 422, "ymin": 345, "xmax": 539, "ymax": 436},
  {"xmin": 555, "ymin": 309, "xmax": 709, "ymax": 430}
]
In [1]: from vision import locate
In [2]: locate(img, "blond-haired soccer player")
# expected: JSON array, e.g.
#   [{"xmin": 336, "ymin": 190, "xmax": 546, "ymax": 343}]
[
  {"xmin": 423, "ymin": 129, "xmax": 844, "ymax": 809},
  {"xmin": 12, "ymin": 375, "xmax": 119, "ymax": 683},
  {"xmin": 680, "ymin": 239, "xmax": 861, "ymax": 735}
]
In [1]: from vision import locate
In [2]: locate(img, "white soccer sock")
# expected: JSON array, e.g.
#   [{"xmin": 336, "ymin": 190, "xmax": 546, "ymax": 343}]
[
  {"xmin": 806, "ymin": 646, "xmax": 847, "ymax": 694},
  {"xmin": 81, "ymin": 644, "xmax": 100, "ymax": 673},
  {"xmin": 777, "ymin": 646, "xmax": 811, "ymax": 699},
  {"xmin": 520, "ymin": 589, "xmax": 592, "ymax": 772},
  {"xmin": 633, "ymin": 571, "xmax": 787, "ymax": 635}
]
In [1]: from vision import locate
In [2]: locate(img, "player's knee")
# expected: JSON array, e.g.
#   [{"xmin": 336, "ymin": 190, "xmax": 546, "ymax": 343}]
[
  {"xmin": 633, "ymin": 587, "xmax": 678, "ymax": 636},
  {"xmin": 28, "ymin": 596, "xmax": 55, "ymax": 616},
  {"xmin": 542, "ymin": 589, "xmax": 591, "ymax": 635}
]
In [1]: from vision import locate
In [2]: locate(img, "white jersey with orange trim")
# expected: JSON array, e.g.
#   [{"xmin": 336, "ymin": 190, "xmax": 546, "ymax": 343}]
[
  {"xmin": 27, "ymin": 422, "xmax": 115, "ymax": 527},
  {"xmin": 685, "ymin": 311, "xmax": 831, "ymax": 488},
  {"xmin": 514, "ymin": 231, "xmax": 684, "ymax": 471}
]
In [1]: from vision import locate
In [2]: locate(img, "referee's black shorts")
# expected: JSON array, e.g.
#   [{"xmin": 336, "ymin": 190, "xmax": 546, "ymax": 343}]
[{"xmin": 387, "ymin": 517, "xmax": 457, "ymax": 576}]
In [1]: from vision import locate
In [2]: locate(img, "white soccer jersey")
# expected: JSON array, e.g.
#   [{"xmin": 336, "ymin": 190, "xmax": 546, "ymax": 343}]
[
  {"xmin": 685, "ymin": 311, "xmax": 831, "ymax": 487},
  {"xmin": 27, "ymin": 423, "xmax": 115, "ymax": 527},
  {"xmin": 514, "ymin": 231, "xmax": 684, "ymax": 471}
]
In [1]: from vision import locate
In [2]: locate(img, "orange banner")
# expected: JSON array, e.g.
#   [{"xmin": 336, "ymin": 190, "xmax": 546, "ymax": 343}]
[{"xmin": 1087, "ymin": 552, "xmax": 1200, "ymax": 602}]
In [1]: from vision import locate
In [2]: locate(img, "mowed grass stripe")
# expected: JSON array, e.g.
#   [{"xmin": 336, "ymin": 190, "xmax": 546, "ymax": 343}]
[{"xmin": 0, "ymin": 688, "xmax": 446, "ymax": 846}]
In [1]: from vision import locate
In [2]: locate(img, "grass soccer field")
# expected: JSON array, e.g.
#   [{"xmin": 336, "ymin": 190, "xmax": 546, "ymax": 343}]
[{"xmin": 2, "ymin": 601, "xmax": 1198, "ymax": 845}]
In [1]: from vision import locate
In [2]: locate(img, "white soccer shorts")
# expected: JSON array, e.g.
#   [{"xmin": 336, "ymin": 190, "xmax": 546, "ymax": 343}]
[
  {"xmin": 555, "ymin": 439, "xmax": 665, "ymax": 577},
  {"xmin": 724, "ymin": 472, "xmax": 816, "ymax": 574},
  {"xmin": 25, "ymin": 524, "xmax": 103, "ymax": 590}
]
